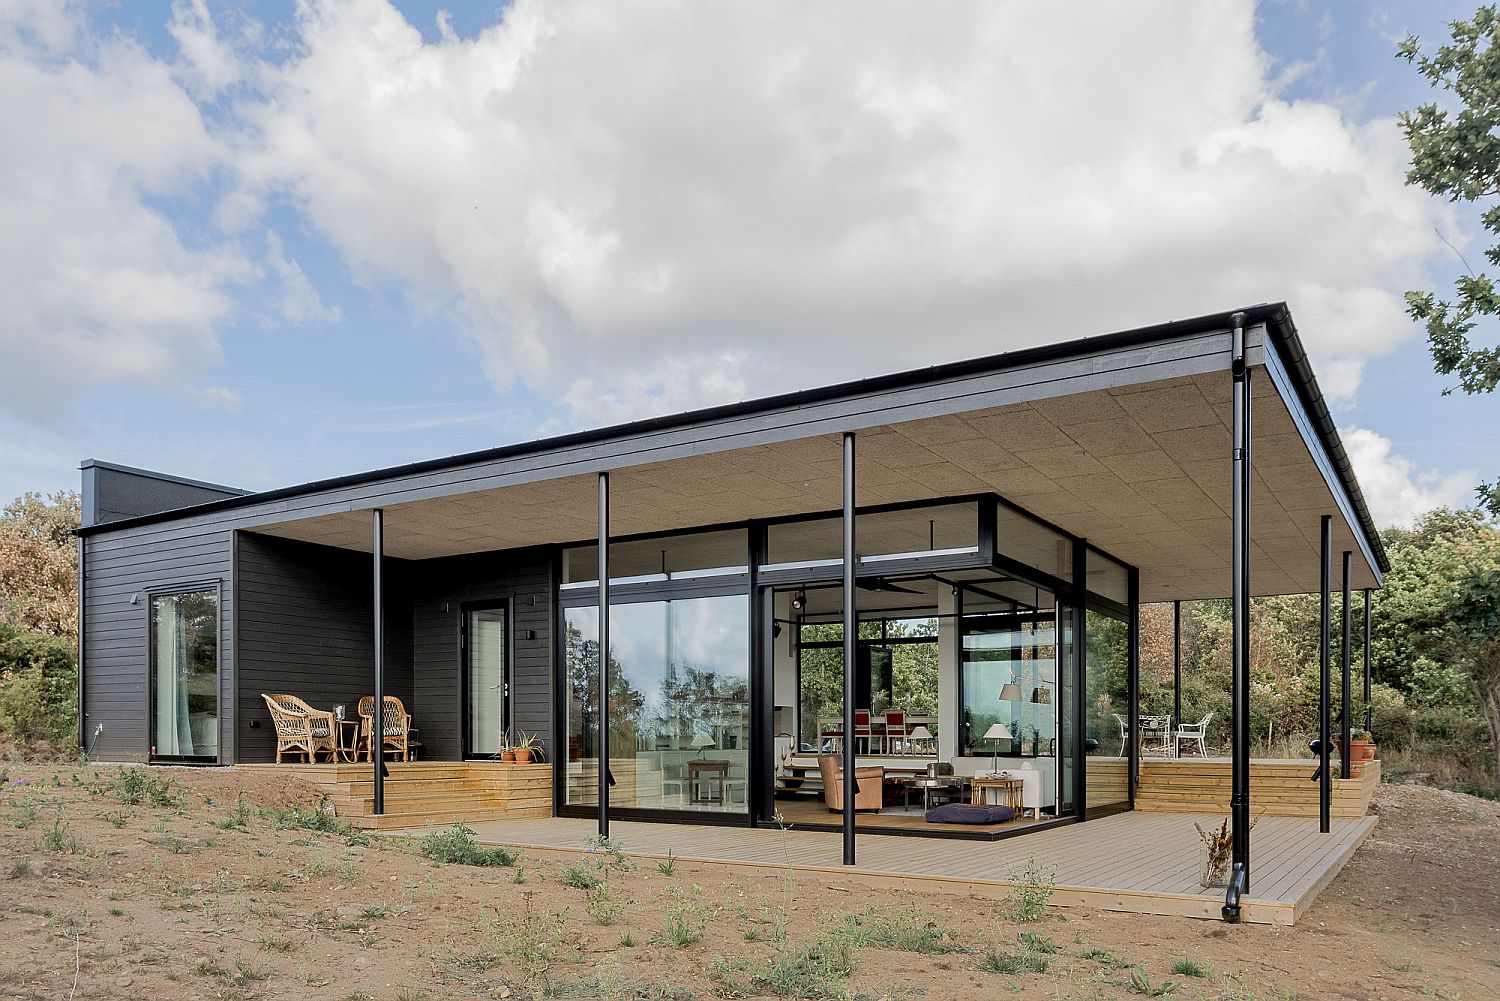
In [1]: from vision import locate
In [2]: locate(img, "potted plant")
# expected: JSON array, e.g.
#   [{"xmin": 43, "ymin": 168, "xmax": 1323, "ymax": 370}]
[
  {"xmin": 512, "ymin": 731, "xmax": 539, "ymax": 764},
  {"xmin": 1348, "ymin": 728, "xmax": 1376, "ymax": 764},
  {"xmin": 499, "ymin": 730, "xmax": 516, "ymax": 764}
]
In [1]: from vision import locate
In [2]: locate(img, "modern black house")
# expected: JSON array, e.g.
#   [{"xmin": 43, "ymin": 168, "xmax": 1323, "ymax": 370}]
[{"xmin": 76, "ymin": 304, "xmax": 1383, "ymax": 907}]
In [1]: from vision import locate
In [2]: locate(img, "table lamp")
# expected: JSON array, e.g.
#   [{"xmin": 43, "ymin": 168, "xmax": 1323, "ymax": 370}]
[
  {"xmin": 691, "ymin": 733, "xmax": 717, "ymax": 757},
  {"xmin": 984, "ymin": 722, "xmax": 1012, "ymax": 774},
  {"xmin": 998, "ymin": 683, "xmax": 1022, "ymax": 703},
  {"xmin": 909, "ymin": 724, "xmax": 934, "ymax": 754}
]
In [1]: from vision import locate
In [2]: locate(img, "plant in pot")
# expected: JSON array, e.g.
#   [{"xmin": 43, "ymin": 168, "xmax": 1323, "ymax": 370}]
[
  {"xmin": 499, "ymin": 730, "xmax": 516, "ymax": 764},
  {"xmin": 1348, "ymin": 728, "xmax": 1376, "ymax": 764},
  {"xmin": 512, "ymin": 731, "xmax": 540, "ymax": 764}
]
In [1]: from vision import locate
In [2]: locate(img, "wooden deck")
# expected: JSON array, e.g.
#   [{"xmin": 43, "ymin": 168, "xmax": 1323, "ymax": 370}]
[{"xmin": 391, "ymin": 808, "xmax": 1376, "ymax": 926}]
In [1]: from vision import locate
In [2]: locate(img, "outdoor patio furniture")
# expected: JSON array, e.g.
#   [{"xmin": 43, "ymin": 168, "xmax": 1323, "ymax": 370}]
[
  {"xmin": 357, "ymin": 695, "xmax": 412, "ymax": 762},
  {"xmin": 1176, "ymin": 713, "xmax": 1213, "ymax": 757},
  {"xmin": 818, "ymin": 754, "xmax": 883, "ymax": 811},
  {"xmin": 261, "ymin": 693, "xmax": 338, "ymax": 764},
  {"xmin": 1141, "ymin": 714, "xmax": 1173, "ymax": 756}
]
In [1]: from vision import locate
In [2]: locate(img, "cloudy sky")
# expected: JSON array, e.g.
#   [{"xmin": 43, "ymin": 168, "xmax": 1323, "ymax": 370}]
[{"xmin": 1, "ymin": 0, "xmax": 1495, "ymax": 527}]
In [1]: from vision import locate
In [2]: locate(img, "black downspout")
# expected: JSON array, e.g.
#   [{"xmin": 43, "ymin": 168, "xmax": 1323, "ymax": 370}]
[
  {"xmin": 597, "ymin": 472, "xmax": 610, "ymax": 839},
  {"xmin": 1073, "ymin": 539, "xmax": 1088, "ymax": 819},
  {"xmin": 1172, "ymin": 600, "xmax": 1181, "ymax": 758},
  {"xmin": 1127, "ymin": 566, "xmax": 1140, "ymax": 806},
  {"xmin": 1227, "ymin": 310, "xmax": 1252, "ymax": 912},
  {"xmin": 1319, "ymin": 514, "xmax": 1332, "ymax": 834},
  {"xmin": 841, "ymin": 431, "xmax": 857, "ymax": 865},
  {"xmin": 1363, "ymin": 588, "xmax": 1373, "ymax": 732},
  {"xmin": 372, "ymin": 509, "xmax": 384, "ymax": 817},
  {"xmin": 1340, "ymin": 551, "xmax": 1352, "ymax": 780},
  {"xmin": 748, "ymin": 523, "xmax": 770, "ymax": 825},
  {"xmin": 77, "ymin": 535, "xmax": 86, "ymax": 755}
]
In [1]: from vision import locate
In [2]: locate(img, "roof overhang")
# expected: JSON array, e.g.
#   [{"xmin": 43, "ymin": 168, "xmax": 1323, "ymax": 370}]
[{"xmin": 80, "ymin": 304, "xmax": 1386, "ymax": 602}]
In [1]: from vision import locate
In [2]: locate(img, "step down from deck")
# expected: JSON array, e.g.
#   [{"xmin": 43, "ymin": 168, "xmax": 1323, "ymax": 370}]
[{"xmin": 240, "ymin": 761, "xmax": 553, "ymax": 829}]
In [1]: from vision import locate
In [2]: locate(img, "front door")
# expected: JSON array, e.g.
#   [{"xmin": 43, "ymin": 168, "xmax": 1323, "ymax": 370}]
[{"xmin": 463, "ymin": 604, "xmax": 508, "ymax": 758}]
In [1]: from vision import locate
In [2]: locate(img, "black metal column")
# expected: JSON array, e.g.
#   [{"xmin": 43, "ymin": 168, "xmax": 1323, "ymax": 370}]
[
  {"xmin": 372, "ymin": 508, "xmax": 385, "ymax": 816},
  {"xmin": 1318, "ymin": 514, "xmax": 1332, "ymax": 834},
  {"xmin": 597, "ymin": 472, "xmax": 610, "ymax": 839},
  {"xmin": 1127, "ymin": 568, "xmax": 1140, "ymax": 805},
  {"xmin": 1363, "ymin": 588, "xmax": 1373, "ymax": 732},
  {"xmin": 1340, "ymin": 550, "xmax": 1353, "ymax": 780},
  {"xmin": 1229, "ymin": 312, "xmax": 1252, "ymax": 892},
  {"xmin": 1172, "ymin": 600, "xmax": 1182, "ymax": 758},
  {"xmin": 841, "ymin": 431, "xmax": 857, "ymax": 865}
]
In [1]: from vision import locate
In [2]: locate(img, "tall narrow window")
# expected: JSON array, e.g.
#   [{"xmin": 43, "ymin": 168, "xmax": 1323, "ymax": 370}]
[
  {"xmin": 150, "ymin": 589, "xmax": 219, "ymax": 760},
  {"xmin": 466, "ymin": 606, "xmax": 507, "ymax": 757}
]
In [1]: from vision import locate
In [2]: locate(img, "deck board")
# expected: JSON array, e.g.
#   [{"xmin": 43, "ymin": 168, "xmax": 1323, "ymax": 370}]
[{"xmin": 389, "ymin": 809, "xmax": 1376, "ymax": 926}]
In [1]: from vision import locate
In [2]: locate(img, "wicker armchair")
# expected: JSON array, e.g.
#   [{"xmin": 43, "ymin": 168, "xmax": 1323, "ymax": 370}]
[
  {"xmin": 357, "ymin": 695, "xmax": 412, "ymax": 763},
  {"xmin": 262, "ymin": 693, "xmax": 338, "ymax": 764}
]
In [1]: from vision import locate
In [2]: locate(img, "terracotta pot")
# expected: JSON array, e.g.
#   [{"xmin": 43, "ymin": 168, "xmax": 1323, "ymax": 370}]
[
  {"xmin": 514, "ymin": 748, "xmax": 534, "ymax": 764},
  {"xmin": 1349, "ymin": 739, "xmax": 1376, "ymax": 764},
  {"xmin": 501, "ymin": 750, "xmax": 516, "ymax": 763}
]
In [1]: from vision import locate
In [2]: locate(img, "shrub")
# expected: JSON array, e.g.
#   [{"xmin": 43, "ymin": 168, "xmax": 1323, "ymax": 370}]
[
  {"xmin": 419, "ymin": 824, "xmax": 517, "ymax": 867},
  {"xmin": 0, "ymin": 623, "xmax": 76, "ymax": 747}
]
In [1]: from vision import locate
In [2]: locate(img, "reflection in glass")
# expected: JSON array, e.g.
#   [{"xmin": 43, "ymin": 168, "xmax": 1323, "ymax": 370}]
[
  {"xmin": 959, "ymin": 611, "xmax": 1057, "ymax": 759},
  {"xmin": 151, "ymin": 590, "xmax": 218, "ymax": 759},
  {"xmin": 1085, "ymin": 606, "xmax": 1130, "ymax": 809},
  {"xmin": 564, "ymin": 594, "xmax": 749, "ymax": 813},
  {"xmin": 764, "ymin": 502, "xmax": 978, "ymax": 569}
]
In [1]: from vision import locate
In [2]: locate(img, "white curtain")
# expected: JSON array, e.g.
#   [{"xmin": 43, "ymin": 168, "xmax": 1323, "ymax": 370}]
[{"xmin": 153, "ymin": 597, "xmax": 192, "ymax": 756}]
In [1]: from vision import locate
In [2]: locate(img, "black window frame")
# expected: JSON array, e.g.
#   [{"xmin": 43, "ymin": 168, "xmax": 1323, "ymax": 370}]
[{"xmin": 145, "ymin": 579, "xmax": 223, "ymax": 766}]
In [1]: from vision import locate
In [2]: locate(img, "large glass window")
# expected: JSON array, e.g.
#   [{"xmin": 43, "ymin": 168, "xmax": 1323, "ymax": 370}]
[
  {"xmin": 959, "ymin": 609, "xmax": 1057, "ymax": 759},
  {"xmin": 150, "ymin": 589, "xmax": 218, "ymax": 760},
  {"xmin": 996, "ymin": 505, "xmax": 1074, "ymax": 583},
  {"xmin": 1085, "ymin": 607, "xmax": 1130, "ymax": 810},
  {"xmin": 466, "ymin": 606, "xmax": 507, "ymax": 757},
  {"xmin": 564, "ymin": 594, "xmax": 750, "ymax": 814},
  {"xmin": 1087, "ymin": 549, "xmax": 1130, "ymax": 606},
  {"xmin": 563, "ymin": 529, "xmax": 748, "ymax": 587},
  {"xmin": 764, "ymin": 502, "xmax": 979, "ymax": 570},
  {"xmin": 795, "ymin": 616, "xmax": 938, "ymax": 750}
]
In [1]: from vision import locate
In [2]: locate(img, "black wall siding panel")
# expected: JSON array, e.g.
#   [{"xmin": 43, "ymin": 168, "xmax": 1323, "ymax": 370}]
[
  {"xmin": 408, "ymin": 548, "xmax": 554, "ymax": 763},
  {"xmin": 234, "ymin": 533, "xmax": 414, "ymax": 764}
]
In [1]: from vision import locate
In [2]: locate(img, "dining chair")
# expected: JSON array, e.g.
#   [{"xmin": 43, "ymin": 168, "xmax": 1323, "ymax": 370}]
[
  {"xmin": 1176, "ymin": 713, "xmax": 1213, "ymax": 757},
  {"xmin": 883, "ymin": 711, "xmax": 906, "ymax": 755}
]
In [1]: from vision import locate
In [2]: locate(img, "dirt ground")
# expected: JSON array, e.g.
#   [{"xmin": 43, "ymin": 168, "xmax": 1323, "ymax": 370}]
[{"xmin": 1, "ymin": 761, "xmax": 1496, "ymax": 1000}]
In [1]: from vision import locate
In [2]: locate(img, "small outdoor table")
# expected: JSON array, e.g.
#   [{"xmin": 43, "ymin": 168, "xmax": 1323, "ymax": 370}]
[{"xmin": 969, "ymin": 776, "xmax": 1024, "ymax": 813}]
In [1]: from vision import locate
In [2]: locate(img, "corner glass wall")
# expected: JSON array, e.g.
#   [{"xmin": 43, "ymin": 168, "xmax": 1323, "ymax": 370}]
[
  {"xmin": 1084, "ymin": 606, "xmax": 1130, "ymax": 810},
  {"xmin": 563, "ymin": 593, "xmax": 750, "ymax": 814}
]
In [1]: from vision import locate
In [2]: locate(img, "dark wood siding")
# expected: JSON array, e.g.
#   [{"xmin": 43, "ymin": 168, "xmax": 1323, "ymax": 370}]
[
  {"xmin": 82, "ymin": 524, "xmax": 234, "ymax": 763},
  {"xmin": 409, "ymin": 548, "xmax": 554, "ymax": 762},
  {"xmin": 234, "ymin": 533, "xmax": 413, "ymax": 764}
]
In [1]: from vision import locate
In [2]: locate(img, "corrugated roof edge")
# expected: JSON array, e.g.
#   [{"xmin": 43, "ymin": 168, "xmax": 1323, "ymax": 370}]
[{"xmin": 75, "ymin": 301, "xmax": 1388, "ymax": 572}]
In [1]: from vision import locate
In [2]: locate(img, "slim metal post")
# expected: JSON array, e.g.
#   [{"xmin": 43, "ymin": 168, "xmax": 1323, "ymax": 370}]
[
  {"xmin": 597, "ymin": 472, "xmax": 610, "ymax": 839},
  {"xmin": 1172, "ymin": 600, "xmax": 1182, "ymax": 758},
  {"xmin": 1363, "ymin": 588, "xmax": 1373, "ymax": 732},
  {"xmin": 1318, "ymin": 515, "xmax": 1332, "ymax": 834},
  {"xmin": 1228, "ymin": 312, "xmax": 1252, "ymax": 891},
  {"xmin": 1340, "ymin": 551, "xmax": 1352, "ymax": 780},
  {"xmin": 372, "ymin": 509, "xmax": 385, "ymax": 816},
  {"xmin": 841, "ymin": 431, "xmax": 857, "ymax": 865},
  {"xmin": 1127, "ymin": 568, "xmax": 1140, "ymax": 804}
]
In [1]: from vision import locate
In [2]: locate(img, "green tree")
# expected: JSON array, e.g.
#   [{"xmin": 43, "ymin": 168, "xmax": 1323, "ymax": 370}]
[
  {"xmin": 1448, "ymin": 566, "xmax": 1500, "ymax": 773},
  {"xmin": 1399, "ymin": 8, "xmax": 1500, "ymax": 515}
]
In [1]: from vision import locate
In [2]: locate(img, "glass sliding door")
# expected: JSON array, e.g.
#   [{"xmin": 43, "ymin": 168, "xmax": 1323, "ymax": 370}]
[
  {"xmin": 150, "ymin": 589, "xmax": 219, "ymax": 761},
  {"xmin": 465, "ymin": 605, "xmax": 507, "ymax": 758},
  {"xmin": 1084, "ymin": 606, "xmax": 1130, "ymax": 810},
  {"xmin": 564, "ymin": 593, "xmax": 750, "ymax": 814}
]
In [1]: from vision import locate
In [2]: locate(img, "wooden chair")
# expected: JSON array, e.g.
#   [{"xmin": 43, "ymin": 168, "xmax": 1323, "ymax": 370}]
[
  {"xmin": 358, "ymin": 695, "xmax": 412, "ymax": 762},
  {"xmin": 883, "ymin": 711, "xmax": 907, "ymax": 754},
  {"xmin": 261, "ymin": 694, "xmax": 338, "ymax": 764},
  {"xmin": 818, "ymin": 754, "xmax": 883, "ymax": 812}
]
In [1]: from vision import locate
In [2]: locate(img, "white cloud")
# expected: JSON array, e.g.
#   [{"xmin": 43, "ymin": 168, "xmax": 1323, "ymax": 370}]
[
  {"xmin": 234, "ymin": 0, "xmax": 1452, "ymax": 425},
  {"xmin": 0, "ymin": 4, "xmax": 240, "ymax": 418},
  {"xmin": 1343, "ymin": 427, "xmax": 1477, "ymax": 527}
]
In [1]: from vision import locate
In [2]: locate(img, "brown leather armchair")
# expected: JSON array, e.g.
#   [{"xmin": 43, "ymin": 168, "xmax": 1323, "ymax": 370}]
[{"xmin": 818, "ymin": 754, "xmax": 884, "ymax": 812}]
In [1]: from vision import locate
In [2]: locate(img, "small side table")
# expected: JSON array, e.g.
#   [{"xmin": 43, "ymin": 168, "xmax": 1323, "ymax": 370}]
[
  {"xmin": 970, "ymin": 776, "xmax": 1024, "ymax": 813},
  {"xmin": 336, "ymin": 719, "xmax": 363, "ymax": 763}
]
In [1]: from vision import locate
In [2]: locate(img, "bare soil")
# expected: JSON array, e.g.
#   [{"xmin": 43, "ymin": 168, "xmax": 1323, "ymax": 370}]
[{"xmin": 1, "ymin": 761, "xmax": 1496, "ymax": 1000}]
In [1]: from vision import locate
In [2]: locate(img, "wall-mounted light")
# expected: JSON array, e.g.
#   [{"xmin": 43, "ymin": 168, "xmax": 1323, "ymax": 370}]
[{"xmin": 791, "ymin": 592, "xmax": 805, "ymax": 611}]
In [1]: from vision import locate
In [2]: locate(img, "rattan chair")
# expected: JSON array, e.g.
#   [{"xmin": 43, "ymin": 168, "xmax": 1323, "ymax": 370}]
[
  {"xmin": 358, "ymin": 695, "xmax": 412, "ymax": 762},
  {"xmin": 262, "ymin": 693, "xmax": 338, "ymax": 764}
]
